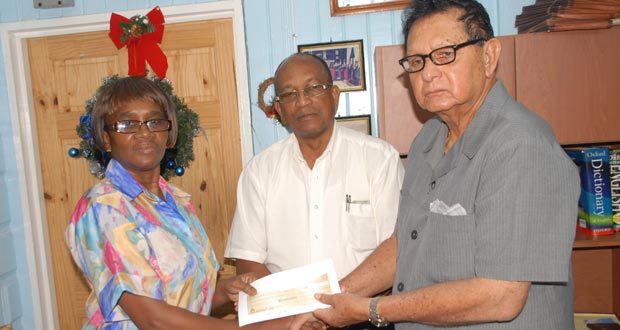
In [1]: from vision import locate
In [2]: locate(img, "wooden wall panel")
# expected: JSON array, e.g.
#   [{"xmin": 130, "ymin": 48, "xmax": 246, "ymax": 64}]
[
  {"xmin": 374, "ymin": 44, "xmax": 431, "ymax": 156},
  {"xmin": 572, "ymin": 249, "xmax": 614, "ymax": 313},
  {"xmin": 515, "ymin": 27, "xmax": 620, "ymax": 145}
]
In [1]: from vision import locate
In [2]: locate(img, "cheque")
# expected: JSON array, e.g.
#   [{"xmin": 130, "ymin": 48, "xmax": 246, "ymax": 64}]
[{"xmin": 237, "ymin": 259, "xmax": 341, "ymax": 326}]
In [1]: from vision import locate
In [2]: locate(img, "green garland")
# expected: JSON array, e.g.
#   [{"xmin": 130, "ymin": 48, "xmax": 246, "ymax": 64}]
[
  {"xmin": 69, "ymin": 74, "xmax": 201, "ymax": 180},
  {"xmin": 119, "ymin": 14, "xmax": 155, "ymax": 43}
]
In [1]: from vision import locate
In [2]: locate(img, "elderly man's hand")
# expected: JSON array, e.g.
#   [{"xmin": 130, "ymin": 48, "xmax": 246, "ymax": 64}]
[{"xmin": 312, "ymin": 293, "xmax": 370, "ymax": 328}]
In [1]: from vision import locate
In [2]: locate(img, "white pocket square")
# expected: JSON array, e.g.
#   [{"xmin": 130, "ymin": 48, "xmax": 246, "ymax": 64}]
[{"xmin": 430, "ymin": 199, "xmax": 467, "ymax": 216}]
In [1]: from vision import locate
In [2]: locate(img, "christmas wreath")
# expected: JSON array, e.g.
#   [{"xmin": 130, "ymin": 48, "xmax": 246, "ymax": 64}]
[
  {"xmin": 68, "ymin": 74, "xmax": 201, "ymax": 180},
  {"xmin": 258, "ymin": 76, "xmax": 284, "ymax": 124}
]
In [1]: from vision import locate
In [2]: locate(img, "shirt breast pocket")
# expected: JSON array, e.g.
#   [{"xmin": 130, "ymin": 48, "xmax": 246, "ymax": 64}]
[
  {"xmin": 421, "ymin": 212, "xmax": 475, "ymax": 282},
  {"xmin": 345, "ymin": 202, "xmax": 376, "ymax": 252},
  {"xmin": 347, "ymin": 198, "xmax": 372, "ymax": 216}
]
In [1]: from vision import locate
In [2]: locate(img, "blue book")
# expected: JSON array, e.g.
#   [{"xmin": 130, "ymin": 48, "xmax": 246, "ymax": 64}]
[
  {"xmin": 565, "ymin": 147, "xmax": 614, "ymax": 235},
  {"xmin": 609, "ymin": 149, "xmax": 620, "ymax": 233}
]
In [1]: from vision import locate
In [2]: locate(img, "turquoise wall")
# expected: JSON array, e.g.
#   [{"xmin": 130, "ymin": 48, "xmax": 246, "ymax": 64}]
[{"xmin": 0, "ymin": 0, "xmax": 534, "ymax": 329}]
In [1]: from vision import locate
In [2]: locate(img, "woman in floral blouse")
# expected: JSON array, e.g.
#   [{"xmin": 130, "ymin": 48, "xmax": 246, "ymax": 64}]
[{"xmin": 65, "ymin": 76, "xmax": 257, "ymax": 330}]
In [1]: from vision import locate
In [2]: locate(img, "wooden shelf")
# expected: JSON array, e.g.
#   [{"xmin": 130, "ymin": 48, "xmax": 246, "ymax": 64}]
[{"xmin": 574, "ymin": 231, "xmax": 620, "ymax": 249}]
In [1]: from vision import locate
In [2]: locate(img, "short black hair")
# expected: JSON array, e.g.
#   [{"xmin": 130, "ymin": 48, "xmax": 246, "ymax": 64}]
[
  {"xmin": 402, "ymin": 0, "xmax": 494, "ymax": 47},
  {"xmin": 273, "ymin": 53, "xmax": 333, "ymax": 93}
]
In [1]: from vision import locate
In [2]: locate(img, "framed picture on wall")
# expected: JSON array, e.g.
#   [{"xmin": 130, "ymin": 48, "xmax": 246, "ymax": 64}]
[
  {"xmin": 329, "ymin": 0, "xmax": 409, "ymax": 16},
  {"xmin": 298, "ymin": 39, "xmax": 366, "ymax": 92},
  {"xmin": 336, "ymin": 115, "xmax": 371, "ymax": 135}
]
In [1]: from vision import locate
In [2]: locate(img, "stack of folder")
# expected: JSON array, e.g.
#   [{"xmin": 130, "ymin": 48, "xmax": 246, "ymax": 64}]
[
  {"xmin": 515, "ymin": 0, "xmax": 620, "ymax": 33},
  {"xmin": 574, "ymin": 313, "xmax": 620, "ymax": 330}
]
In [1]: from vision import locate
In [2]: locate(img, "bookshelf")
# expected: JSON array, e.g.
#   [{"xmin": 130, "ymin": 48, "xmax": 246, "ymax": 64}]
[
  {"xmin": 375, "ymin": 26, "xmax": 620, "ymax": 318},
  {"xmin": 574, "ymin": 232, "xmax": 620, "ymax": 249},
  {"xmin": 510, "ymin": 26, "xmax": 620, "ymax": 317}
]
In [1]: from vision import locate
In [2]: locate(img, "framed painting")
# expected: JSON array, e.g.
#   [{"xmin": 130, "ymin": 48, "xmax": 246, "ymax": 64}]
[
  {"xmin": 336, "ymin": 115, "xmax": 372, "ymax": 135},
  {"xmin": 298, "ymin": 39, "xmax": 365, "ymax": 92},
  {"xmin": 330, "ymin": 0, "xmax": 409, "ymax": 16}
]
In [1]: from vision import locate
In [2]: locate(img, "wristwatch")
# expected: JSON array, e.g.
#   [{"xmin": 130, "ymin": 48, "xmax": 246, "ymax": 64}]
[{"xmin": 369, "ymin": 296, "xmax": 390, "ymax": 327}]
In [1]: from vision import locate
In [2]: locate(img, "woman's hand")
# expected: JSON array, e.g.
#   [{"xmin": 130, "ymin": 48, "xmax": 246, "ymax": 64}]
[
  {"xmin": 225, "ymin": 272, "xmax": 258, "ymax": 304},
  {"xmin": 214, "ymin": 272, "xmax": 258, "ymax": 309},
  {"xmin": 288, "ymin": 313, "xmax": 327, "ymax": 330}
]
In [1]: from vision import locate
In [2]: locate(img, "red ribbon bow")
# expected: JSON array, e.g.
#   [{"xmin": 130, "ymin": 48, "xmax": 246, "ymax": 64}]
[{"xmin": 109, "ymin": 7, "xmax": 168, "ymax": 79}]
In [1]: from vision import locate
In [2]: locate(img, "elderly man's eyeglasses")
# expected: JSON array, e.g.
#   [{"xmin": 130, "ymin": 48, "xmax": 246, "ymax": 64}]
[
  {"xmin": 105, "ymin": 119, "xmax": 172, "ymax": 134},
  {"xmin": 398, "ymin": 38, "xmax": 486, "ymax": 73},
  {"xmin": 275, "ymin": 84, "xmax": 333, "ymax": 104}
]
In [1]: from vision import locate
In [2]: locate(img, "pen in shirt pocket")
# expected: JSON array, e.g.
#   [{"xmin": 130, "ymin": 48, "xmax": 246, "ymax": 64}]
[
  {"xmin": 345, "ymin": 194, "xmax": 370, "ymax": 213},
  {"xmin": 346, "ymin": 194, "xmax": 351, "ymax": 213}
]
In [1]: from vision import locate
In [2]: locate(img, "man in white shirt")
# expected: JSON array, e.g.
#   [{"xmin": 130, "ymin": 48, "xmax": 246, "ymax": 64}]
[{"xmin": 225, "ymin": 53, "xmax": 403, "ymax": 283}]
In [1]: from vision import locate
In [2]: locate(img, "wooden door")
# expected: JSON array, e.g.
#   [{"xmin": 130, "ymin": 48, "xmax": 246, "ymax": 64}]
[{"xmin": 27, "ymin": 18, "xmax": 242, "ymax": 329}]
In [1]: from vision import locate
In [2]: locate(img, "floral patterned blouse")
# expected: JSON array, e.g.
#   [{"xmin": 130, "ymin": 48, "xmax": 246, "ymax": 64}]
[{"xmin": 66, "ymin": 159, "xmax": 220, "ymax": 330}]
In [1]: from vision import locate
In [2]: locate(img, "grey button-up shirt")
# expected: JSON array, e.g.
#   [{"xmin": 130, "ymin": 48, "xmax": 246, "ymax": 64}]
[{"xmin": 393, "ymin": 80, "xmax": 580, "ymax": 329}]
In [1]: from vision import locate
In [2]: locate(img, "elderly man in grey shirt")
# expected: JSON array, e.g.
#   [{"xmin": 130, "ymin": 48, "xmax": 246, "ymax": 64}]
[{"xmin": 302, "ymin": 1, "xmax": 580, "ymax": 329}]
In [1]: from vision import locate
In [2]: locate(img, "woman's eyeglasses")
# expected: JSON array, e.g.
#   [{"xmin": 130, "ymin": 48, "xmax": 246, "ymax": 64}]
[{"xmin": 105, "ymin": 119, "xmax": 171, "ymax": 134}]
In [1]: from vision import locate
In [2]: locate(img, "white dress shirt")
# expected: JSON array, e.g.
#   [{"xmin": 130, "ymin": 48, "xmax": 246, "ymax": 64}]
[{"xmin": 225, "ymin": 123, "xmax": 404, "ymax": 279}]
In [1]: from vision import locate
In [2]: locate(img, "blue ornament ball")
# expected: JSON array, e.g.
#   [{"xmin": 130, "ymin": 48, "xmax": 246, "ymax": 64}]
[
  {"xmin": 166, "ymin": 160, "xmax": 176, "ymax": 169},
  {"xmin": 175, "ymin": 166, "xmax": 185, "ymax": 176},
  {"xmin": 68, "ymin": 148, "xmax": 79, "ymax": 157}
]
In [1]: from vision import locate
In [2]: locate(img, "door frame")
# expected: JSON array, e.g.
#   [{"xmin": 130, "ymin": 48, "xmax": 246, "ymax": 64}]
[{"xmin": 0, "ymin": 2, "xmax": 252, "ymax": 329}]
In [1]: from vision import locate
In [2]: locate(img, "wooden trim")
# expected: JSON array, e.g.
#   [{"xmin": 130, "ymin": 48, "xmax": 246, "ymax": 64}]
[{"xmin": 330, "ymin": 0, "xmax": 409, "ymax": 16}]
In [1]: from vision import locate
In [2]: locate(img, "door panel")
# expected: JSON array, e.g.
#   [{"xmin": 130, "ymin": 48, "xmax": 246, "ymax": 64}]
[{"xmin": 28, "ymin": 18, "xmax": 241, "ymax": 328}]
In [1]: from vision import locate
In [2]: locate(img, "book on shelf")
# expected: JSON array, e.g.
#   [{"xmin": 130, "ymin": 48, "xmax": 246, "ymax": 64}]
[
  {"xmin": 565, "ymin": 147, "xmax": 614, "ymax": 235},
  {"xmin": 609, "ymin": 149, "xmax": 620, "ymax": 233}
]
